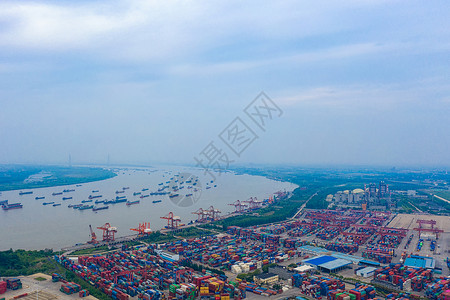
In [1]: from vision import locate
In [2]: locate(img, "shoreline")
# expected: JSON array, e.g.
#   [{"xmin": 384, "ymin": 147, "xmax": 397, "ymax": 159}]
[{"xmin": 0, "ymin": 165, "xmax": 117, "ymax": 192}]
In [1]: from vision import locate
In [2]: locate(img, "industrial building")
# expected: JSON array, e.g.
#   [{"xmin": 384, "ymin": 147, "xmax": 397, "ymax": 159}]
[
  {"xmin": 404, "ymin": 255, "xmax": 436, "ymax": 269},
  {"xmin": 302, "ymin": 255, "xmax": 352, "ymax": 273},
  {"xmin": 298, "ymin": 245, "xmax": 380, "ymax": 266},
  {"xmin": 355, "ymin": 266, "xmax": 377, "ymax": 278},
  {"xmin": 253, "ymin": 273, "xmax": 279, "ymax": 285}
]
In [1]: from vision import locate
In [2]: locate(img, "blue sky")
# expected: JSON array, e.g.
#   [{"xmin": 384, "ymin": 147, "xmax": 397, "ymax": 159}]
[{"xmin": 0, "ymin": 0, "xmax": 449, "ymax": 167}]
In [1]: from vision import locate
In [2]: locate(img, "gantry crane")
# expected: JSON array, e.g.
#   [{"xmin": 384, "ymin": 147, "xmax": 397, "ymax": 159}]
[
  {"xmin": 243, "ymin": 197, "xmax": 262, "ymax": 210},
  {"xmin": 130, "ymin": 222, "xmax": 152, "ymax": 237},
  {"xmin": 192, "ymin": 208, "xmax": 208, "ymax": 222},
  {"xmin": 97, "ymin": 223, "xmax": 117, "ymax": 242},
  {"xmin": 206, "ymin": 206, "xmax": 221, "ymax": 220},
  {"xmin": 228, "ymin": 200, "xmax": 247, "ymax": 213},
  {"xmin": 161, "ymin": 212, "xmax": 182, "ymax": 229}
]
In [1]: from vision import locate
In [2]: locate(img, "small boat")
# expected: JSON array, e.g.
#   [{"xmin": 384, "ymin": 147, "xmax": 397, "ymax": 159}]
[
  {"xmin": 63, "ymin": 189, "xmax": 75, "ymax": 193},
  {"xmin": 88, "ymin": 195, "xmax": 102, "ymax": 199},
  {"xmin": 116, "ymin": 196, "xmax": 126, "ymax": 200},
  {"xmin": 70, "ymin": 204, "xmax": 83, "ymax": 209},
  {"xmin": 52, "ymin": 192, "xmax": 63, "ymax": 196},
  {"xmin": 19, "ymin": 191, "xmax": 33, "ymax": 195},
  {"xmin": 186, "ymin": 193, "xmax": 193, "ymax": 197},
  {"xmin": 0, "ymin": 200, "xmax": 8, "ymax": 206},
  {"xmin": 116, "ymin": 190, "xmax": 124, "ymax": 194},
  {"xmin": 152, "ymin": 200, "xmax": 162, "ymax": 203},
  {"xmin": 206, "ymin": 186, "xmax": 211, "ymax": 190},
  {"xmin": 82, "ymin": 199, "xmax": 92, "ymax": 203},
  {"xmin": 35, "ymin": 196, "xmax": 45, "ymax": 200},
  {"xmin": 140, "ymin": 195, "xmax": 149, "ymax": 198},
  {"xmin": 43, "ymin": 202, "xmax": 55, "ymax": 205},
  {"xmin": 169, "ymin": 193, "xmax": 179, "ymax": 198},
  {"xmin": 126, "ymin": 200, "xmax": 140, "ymax": 206},
  {"xmin": 53, "ymin": 203, "xmax": 61, "ymax": 207},
  {"xmin": 122, "ymin": 187, "xmax": 130, "ymax": 190},
  {"xmin": 93, "ymin": 205, "xmax": 109, "ymax": 211},
  {"xmin": 133, "ymin": 192, "xmax": 141, "ymax": 196},
  {"xmin": 142, "ymin": 188, "xmax": 149, "ymax": 191},
  {"xmin": 76, "ymin": 184, "xmax": 82, "ymax": 187},
  {"xmin": 62, "ymin": 197, "xmax": 72, "ymax": 200}
]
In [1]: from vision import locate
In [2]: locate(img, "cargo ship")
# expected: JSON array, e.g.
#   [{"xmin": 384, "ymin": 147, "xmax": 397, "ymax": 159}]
[
  {"xmin": 92, "ymin": 190, "xmax": 99, "ymax": 193},
  {"xmin": 186, "ymin": 193, "xmax": 193, "ymax": 197},
  {"xmin": 114, "ymin": 198, "xmax": 127, "ymax": 204},
  {"xmin": 2, "ymin": 203, "xmax": 23, "ymax": 210},
  {"xmin": 76, "ymin": 184, "xmax": 82, "ymax": 187},
  {"xmin": 116, "ymin": 190, "xmax": 124, "ymax": 194},
  {"xmin": 52, "ymin": 192, "xmax": 63, "ymax": 196},
  {"xmin": 116, "ymin": 196, "xmax": 126, "ymax": 200},
  {"xmin": 82, "ymin": 199, "xmax": 93, "ymax": 203},
  {"xmin": 152, "ymin": 200, "xmax": 162, "ymax": 203},
  {"xmin": 35, "ymin": 196, "xmax": 45, "ymax": 200},
  {"xmin": 140, "ymin": 194, "xmax": 149, "ymax": 198},
  {"xmin": 122, "ymin": 187, "xmax": 130, "ymax": 190},
  {"xmin": 88, "ymin": 195, "xmax": 102, "ymax": 199},
  {"xmin": 93, "ymin": 205, "xmax": 109, "ymax": 211},
  {"xmin": 133, "ymin": 192, "xmax": 141, "ymax": 196},
  {"xmin": 126, "ymin": 200, "xmax": 140, "ymax": 206},
  {"xmin": 142, "ymin": 188, "xmax": 149, "ymax": 191},
  {"xmin": 63, "ymin": 189, "xmax": 75, "ymax": 193},
  {"xmin": 69, "ymin": 204, "xmax": 83, "ymax": 209},
  {"xmin": 78, "ymin": 205, "xmax": 94, "ymax": 210},
  {"xmin": 169, "ymin": 193, "xmax": 179, "ymax": 198},
  {"xmin": 43, "ymin": 202, "xmax": 55, "ymax": 205},
  {"xmin": 53, "ymin": 203, "xmax": 61, "ymax": 207},
  {"xmin": 95, "ymin": 199, "xmax": 104, "ymax": 204},
  {"xmin": 19, "ymin": 191, "xmax": 33, "ymax": 195},
  {"xmin": 62, "ymin": 197, "xmax": 72, "ymax": 200}
]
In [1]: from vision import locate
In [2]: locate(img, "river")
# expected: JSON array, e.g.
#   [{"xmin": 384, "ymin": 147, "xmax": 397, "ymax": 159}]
[{"xmin": 0, "ymin": 166, "xmax": 297, "ymax": 250}]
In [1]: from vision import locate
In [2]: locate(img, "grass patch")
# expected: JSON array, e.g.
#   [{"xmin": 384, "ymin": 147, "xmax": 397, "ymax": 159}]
[
  {"xmin": 0, "ymin": 249, "xmax": 57, "ymax": 276},
  {"xmin": 34, "ymin": 277, "xmax": 47, "ymax": 281}
]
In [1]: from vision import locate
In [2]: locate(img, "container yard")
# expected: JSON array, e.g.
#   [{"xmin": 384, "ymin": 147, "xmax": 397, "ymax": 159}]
[{"xmin": 2, "ymin": 208, "xmax": 450, "ymax": 300}]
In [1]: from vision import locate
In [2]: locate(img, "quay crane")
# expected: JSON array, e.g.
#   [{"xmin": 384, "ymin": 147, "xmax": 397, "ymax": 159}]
[
  {"xmin": 161, "ymin": 212, "xmax": 182, "ymax": 229},
  {"xmin": 228, "ymin": 200, "xmax": 247, "ymax": 213},
  {"xmin": 192, "ymin": 208, "xmax": 208, "ymax": 222},
  {"xmin": 97, "ymin": 223, "xmax": 117, "ymax": 242},
  {"xmin": 243, "ymin": 197, "xmax": 262, "ymax": 210},
  {"xmin": 130, "ymin": 222, "xmax": 152, "ymax": 237}
]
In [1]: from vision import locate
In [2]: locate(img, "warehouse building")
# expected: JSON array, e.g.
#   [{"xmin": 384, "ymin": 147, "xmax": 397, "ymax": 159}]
[
  {"xmin": 355, "ymin": 266, "xmax": 377, "ymax": 278},
  {"xmin": 302, "ymin": 255, "xmax": 352, "ymax": 273},
  {"xmin": 404, "ymin": 255, "xmax": 435, "ymax": 269},
  {"xmin": 254, "ymin": 273, "xmax": 279, "ymax": 285}
]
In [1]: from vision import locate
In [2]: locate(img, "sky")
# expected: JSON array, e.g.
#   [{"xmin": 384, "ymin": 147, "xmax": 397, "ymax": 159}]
[{"xmin": 0, "ymin": 0, "xmax": 449, "ymax": 167}]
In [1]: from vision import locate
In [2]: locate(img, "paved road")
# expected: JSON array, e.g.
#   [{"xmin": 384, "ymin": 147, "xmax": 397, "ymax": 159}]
[{"xmin": 291, "ymin": 191, "xmax": 319, "ymax": 219}]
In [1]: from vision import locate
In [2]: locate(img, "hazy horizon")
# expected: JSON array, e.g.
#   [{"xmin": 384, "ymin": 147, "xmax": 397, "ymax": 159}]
[{"xmin": 1, "ymin": 1, "xmax": 449, "ymax": 167}]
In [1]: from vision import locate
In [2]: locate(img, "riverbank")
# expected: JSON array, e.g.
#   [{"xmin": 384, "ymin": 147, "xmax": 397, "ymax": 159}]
[{"xmin": 0, "ymin": 165, "xmax": 116, "ymax": 192}]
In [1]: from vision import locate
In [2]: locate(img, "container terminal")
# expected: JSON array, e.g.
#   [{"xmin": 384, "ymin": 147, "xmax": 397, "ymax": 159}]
[{"xmin": 0, "ymin": 206, "xmax": 440, "ymax": 300}]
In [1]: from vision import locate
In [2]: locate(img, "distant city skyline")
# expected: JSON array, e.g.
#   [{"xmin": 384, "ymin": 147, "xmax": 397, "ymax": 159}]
[{"xmin": 0, "ymin": 1, "xmax": 449, "ymax": 167}]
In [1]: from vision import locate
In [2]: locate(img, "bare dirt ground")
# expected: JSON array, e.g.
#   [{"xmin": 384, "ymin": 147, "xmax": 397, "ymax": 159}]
[{"xmin": 387, "ymin": 214, "xmax": 450, "ymax": 232}]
